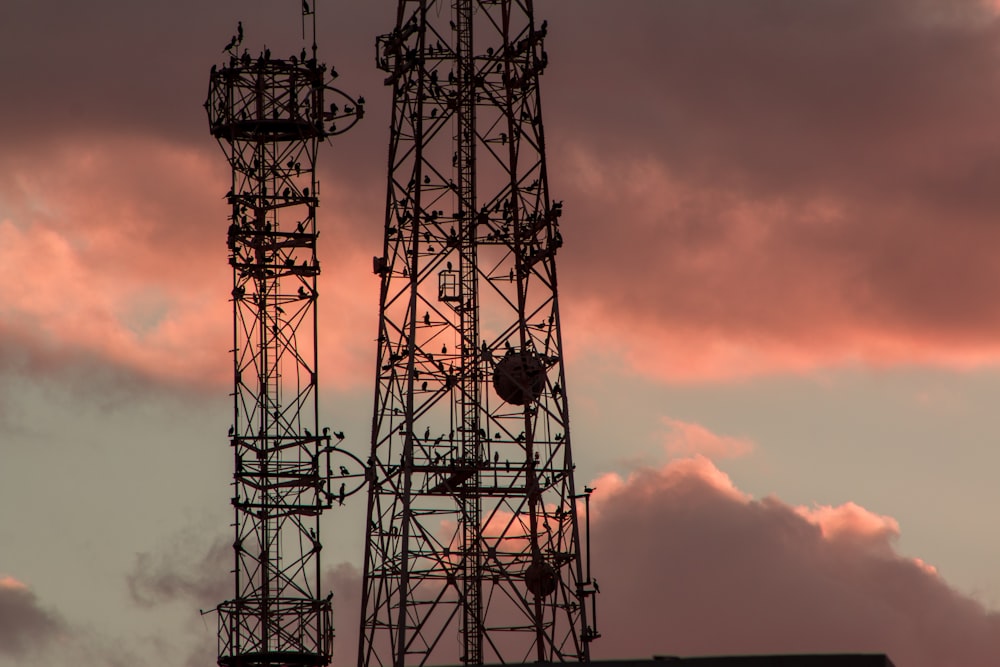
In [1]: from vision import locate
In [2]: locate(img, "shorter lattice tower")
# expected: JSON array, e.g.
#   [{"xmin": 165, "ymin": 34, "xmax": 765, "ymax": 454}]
[{"xmin": 206, "ymin": 5, "xmax": 364, "ymax": 666}]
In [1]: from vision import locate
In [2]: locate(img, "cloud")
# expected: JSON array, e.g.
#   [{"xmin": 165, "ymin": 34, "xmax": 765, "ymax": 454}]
[
  {"xmin": 6, "ymin": 0, "xmax": 1000, "ymax": 388},
  {"xmin": 0, "ymin": 1, "xmax": 386, "ymax": 148},
  {"xmin": 795, "ymin": 501, "xmax": 905, "ymax": 560},
  {"xmin": 587, "ymin": 456, "xmax": 1000, "ymax": 666},
  {"xmin": 0, "ymin": 133, "xmax": 378, "ymax": 391},
  {"xmin": 124, "ymin": 534, "xmax": 367, "ymax": 667},
  {"xmin": 120, "ymin": 452, "xmax": 1000, "ymax": 667},
  {"xmin": 0, "ymin": 136, "xmax": 231, "ymax": 388},
  {"xmin": 283, "ymin": 453, "xmax": 1000, "ymax": 667},
  {"xmin": 328, "ymin": 562, "xmax": 364, "ymax": 666},
  {"xmin": 544, "ymin": 0, "xmax": 1000, "ymax": 380},
  {"xmin": 127, "ymin": 536, "xmax": 231, "ymax": 609},
  {"xmin": 661, "ymin": 417, "xmax": 754, "ymax": 459},
  {"xmin": 0, "ymin": 576, "xmax": 65, "ymax": 657}
]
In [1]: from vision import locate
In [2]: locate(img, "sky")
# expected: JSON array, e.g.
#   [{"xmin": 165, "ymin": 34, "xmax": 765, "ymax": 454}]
[{"xmin": 2, "ymin": 0, "xmax": 1000, "ymax": 665}]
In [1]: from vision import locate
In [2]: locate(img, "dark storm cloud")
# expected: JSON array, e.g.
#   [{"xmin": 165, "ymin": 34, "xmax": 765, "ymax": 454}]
[
  {"xmin": 538, "ymin": 0, "xmax": 1000, "ymax": 375},
  {"xmin": 0, "ymin": 577, "xmax": 65, "ymax": 656},
  {"xmin": 547, "ymin": 0, "xmax": 1000, "ymax": 199},
  {"xmin": 0, "ymin": 0, "xmax": 389, "ymax": 148}
]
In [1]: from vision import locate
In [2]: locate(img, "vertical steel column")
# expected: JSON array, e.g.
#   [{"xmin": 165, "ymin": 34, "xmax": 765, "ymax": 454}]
[{"xmin": 454, "ymin": 0, "xmax": 483, "ymax": 664}]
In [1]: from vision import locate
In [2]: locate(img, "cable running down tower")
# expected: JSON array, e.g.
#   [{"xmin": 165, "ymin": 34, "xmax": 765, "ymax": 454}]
[{"xmin": 360, "ymin": 2, "xmax": 599, "ymax": 665}]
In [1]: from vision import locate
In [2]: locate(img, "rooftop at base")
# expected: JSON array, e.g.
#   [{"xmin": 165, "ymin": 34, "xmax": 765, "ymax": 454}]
[{"xmin": 578, "ymin": 657, "xmax": 895, "ymax": 667}]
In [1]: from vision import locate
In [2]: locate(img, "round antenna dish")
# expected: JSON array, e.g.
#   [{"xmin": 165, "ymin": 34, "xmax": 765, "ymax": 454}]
[
  {"xmin": 524, "ymin": 561, "xmax": 558, "ymax": 597},
  {"xmin": 492, "ymin": 349, "xmax": 546, "ymax": 405}
]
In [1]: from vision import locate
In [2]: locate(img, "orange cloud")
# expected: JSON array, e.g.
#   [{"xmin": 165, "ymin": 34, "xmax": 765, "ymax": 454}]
[
  {"xmin": 796, "ymin": 502, "xmax": 900, "ymax": 552},
  {"xmin": 660, "ymin": 417, "xmax": 754, "ymax": 459},
  {"xmin": 0, "ymin": 136, "xmax": 376, "ymax": 390},
  {"xmin": 0, "ymin": 576, "xmax": 27, "ymax": 592}
]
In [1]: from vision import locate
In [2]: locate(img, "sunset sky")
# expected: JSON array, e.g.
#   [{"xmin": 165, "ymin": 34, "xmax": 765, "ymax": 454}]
[{"xmin": 2, "ymin": 1, "xmax": 1000, "ymax": 666}]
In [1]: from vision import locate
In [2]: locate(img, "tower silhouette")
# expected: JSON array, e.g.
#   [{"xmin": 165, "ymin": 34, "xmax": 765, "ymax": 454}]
[
  {"xmin": 359, "ymin": 2, "xmax": 599, "ymax": 665},
  {"xmin": 206, "ymin": 6, "xmax": 364, "ymax": 666}
]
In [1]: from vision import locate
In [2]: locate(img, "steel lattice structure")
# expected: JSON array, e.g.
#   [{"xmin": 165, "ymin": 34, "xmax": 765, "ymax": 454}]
[
  {"xmin": 360, "ymin": 2, "xmax": 599, "ymax": 665},
  {"xmin": 206, "ymin": 11, "xmax": 364, "ymax": 666}
]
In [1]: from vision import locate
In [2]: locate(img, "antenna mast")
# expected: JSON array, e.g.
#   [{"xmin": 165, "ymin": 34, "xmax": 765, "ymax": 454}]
[
  {"xmin": 206, "ymin": 2, "xmax": 364, "ymax": 665},
  {"xmin": 360, "ymin": 2, "xmax": 599, "ymax": 664}
]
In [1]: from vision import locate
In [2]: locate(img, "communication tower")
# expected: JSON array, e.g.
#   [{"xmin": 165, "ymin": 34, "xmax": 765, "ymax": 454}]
[
  {"xmin": 360, "ymin": 2, "xmax": 599, "ymax": 665},
  {"xmin": 206, "ymin": 6, "xmax": 364, "ymax": 666}
]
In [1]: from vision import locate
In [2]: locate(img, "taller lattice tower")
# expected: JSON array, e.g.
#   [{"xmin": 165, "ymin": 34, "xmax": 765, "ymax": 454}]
[
  {"xmin": 360, "ymin": 2, "xmax": 599, "ymax": 665},
  {"xmin": 206, "ymin": 6, "xmax": 364, "ymax": 666}
]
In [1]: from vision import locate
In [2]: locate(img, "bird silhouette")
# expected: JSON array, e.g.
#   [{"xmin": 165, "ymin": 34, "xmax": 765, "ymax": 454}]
[
  {"xmin": 334, "ymin": 431, "xmax": 345, "ymax": 440},
  {"xmin": 339, "ymin": 465, "xmax": 350, "ymax": 475},
  {"xmin": 302, "ymin": 0, "xmax": 312, "ymax": 15}
]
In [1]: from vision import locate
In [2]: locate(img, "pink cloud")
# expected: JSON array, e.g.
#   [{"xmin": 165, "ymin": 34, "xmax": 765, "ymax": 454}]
[
  {"xmin": 0, "ymin": 135, "xmax": 376, "ymax": 390},
  {"xmin": 795, "ymin": 502, "xmax": 901, "ymax": 555},
  {"xmin": 558, "ymin": 147, "xmax": 1000, "ymax": 382},
  {"xmin": 5, "ymin": 1, "xmax": 1000, "ymax": 390},
  {"xmin": 661, "ymin": 417, "xmax": 754, "ymax": 459},
  {"xmin": 0, "ymin": 575, "xmax": 65, "ymax": 657},
  {"xmin": 0, "ymin": 576, "xmax": 27, "ymax": 592},
  {"xmin": 587, "ymin": 456, "xmax": 1000, "ymax": 666},
  {"xmin": 0, "ymin": 137, "xmax": 230, "ymax": 385}
]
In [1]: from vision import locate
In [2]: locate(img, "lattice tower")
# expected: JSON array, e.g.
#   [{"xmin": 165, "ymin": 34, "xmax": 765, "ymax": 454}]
[
  {"xmin": 206, "ymin": 7, "xmax": 364, "ymax": 666},
  {"xmin": 359, "ymin": 2, "xmax": 599, "ymax": 665}
]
